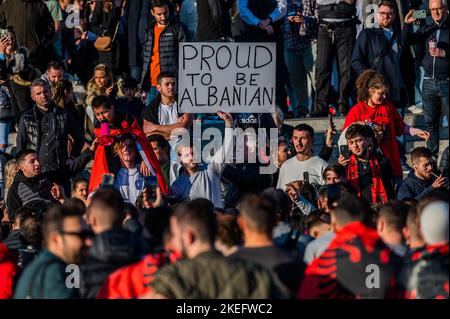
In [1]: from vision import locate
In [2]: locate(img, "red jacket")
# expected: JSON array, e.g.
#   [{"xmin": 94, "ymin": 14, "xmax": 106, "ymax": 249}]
[
  {"xmin": 96, "ymin": 250, "xmax": 181, "ymax": 299},
  {"xmin": 343, "ymin": 101, "xmax": 405, "ymax": 178},
  {"xmin": 0, "ymin": 243, "xmax": 18, "ymax": 299}
]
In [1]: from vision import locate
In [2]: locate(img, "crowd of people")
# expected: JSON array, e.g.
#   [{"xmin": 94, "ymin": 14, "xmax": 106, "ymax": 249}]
[{"xmin": 0, "ymin": 0, "xmax": 448, "ymax": 299}]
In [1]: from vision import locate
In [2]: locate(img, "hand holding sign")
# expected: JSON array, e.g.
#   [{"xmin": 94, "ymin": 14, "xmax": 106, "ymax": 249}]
[
  {"xmin": 217, "ymin": 111, "xmax": 234, "ymax": 128},
  {"xmin": 179, "ymin": 43, "xmax": 276, "ymax": 113}
]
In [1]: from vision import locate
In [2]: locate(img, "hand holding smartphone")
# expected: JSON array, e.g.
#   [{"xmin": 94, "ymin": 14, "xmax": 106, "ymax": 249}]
[{"xmin": 340, "ymin": 145, "xmax": 350, "ymax": 159}]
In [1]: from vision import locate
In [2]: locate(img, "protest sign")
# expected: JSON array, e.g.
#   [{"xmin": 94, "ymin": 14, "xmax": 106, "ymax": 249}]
[{"xmin": 178, "ymin": 42, "xmax": 276, "ymax": 113}]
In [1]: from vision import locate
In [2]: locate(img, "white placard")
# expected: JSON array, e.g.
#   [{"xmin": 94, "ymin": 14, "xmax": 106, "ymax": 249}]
[{"xmin": 178, "ymin": 42, "xmax": 276, "ymax": 113}]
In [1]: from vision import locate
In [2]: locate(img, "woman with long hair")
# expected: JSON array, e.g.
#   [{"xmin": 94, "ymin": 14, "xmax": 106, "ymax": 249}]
[{"xmin": 343, "ymin": 70, "xmax": 429, "ymax": 179}]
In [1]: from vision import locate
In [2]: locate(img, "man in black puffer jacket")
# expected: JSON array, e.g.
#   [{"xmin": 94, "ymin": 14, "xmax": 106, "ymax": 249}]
[
  {"xmin": 140, "ymin": 0, "xmax": 186, "ymax": 105},
  {"xmin": 80, "ymin": 188, "xmax": 147, "ymax": 299},
  {"xmin": 16, "ymin": 79, "xmax": 85, "ymax": 176}
]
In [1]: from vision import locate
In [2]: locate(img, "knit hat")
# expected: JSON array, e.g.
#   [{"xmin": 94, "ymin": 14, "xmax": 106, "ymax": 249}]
[{"xmin": 420, "ymin": 201, "xmax": 449, "ymax": 245}]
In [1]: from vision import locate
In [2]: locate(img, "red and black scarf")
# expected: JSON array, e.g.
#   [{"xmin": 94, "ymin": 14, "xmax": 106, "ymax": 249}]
[
  {"xmin": 347, "ymin": 153, "xmax": 388, "ymax": 204},
  {"xmin": 88, "ymin": 117, "xmax": 169, "ymax": 195}
]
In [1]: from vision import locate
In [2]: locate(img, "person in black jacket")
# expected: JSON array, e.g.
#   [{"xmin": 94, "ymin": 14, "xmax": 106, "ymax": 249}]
[
  {"xmin": 398, "ymin": 147, "xmax": 448, "ymax": 200},
  {"xmin": 222, "ymin": 131, "xmax": 273, "ymax": 208},
  {"xmin": 80, "ymin": 187, "xmax": 146, "ymax": 299},
  {"xmin": 403, "ymin": 0, "xmax": 449, "ymax": 158},
  {"xmin": 90, "ymin": 0, "xmax": 122, "ymax": 74},
  {"xmin": 140, "ymin": 0, "xmax": 186, "ymax": 105},
  {"xmin": 439, "ymin": 146, "xmax": 449, "ymax": 178},
  {"xmin": 6, "ymin": 150, "xmax": 59, "ymax": 220},
  {"xmin": 0, "ymin": 0, "xmax": 55, "ymax": 72},
  {"xmin": 16, "ymin": 79, "xmax": 86, "ymax": 176},
  {"xmin": 196, "ymin": 0, "xmax": 232, "ymax": 41},
  {"xmin": 338, "ymin": 123, "xmax": 395, "ymax": 204}
]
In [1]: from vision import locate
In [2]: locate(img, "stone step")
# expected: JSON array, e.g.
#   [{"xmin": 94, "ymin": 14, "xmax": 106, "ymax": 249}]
[{"xmin": 285, "ymin": 113, "xmax": 445, "ymax": 133}]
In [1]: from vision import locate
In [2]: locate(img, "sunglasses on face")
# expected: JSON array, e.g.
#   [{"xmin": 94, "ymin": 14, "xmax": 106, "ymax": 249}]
[{"xmin": 59, "ymin": 229, "xmax": 93, "ymax": 240}]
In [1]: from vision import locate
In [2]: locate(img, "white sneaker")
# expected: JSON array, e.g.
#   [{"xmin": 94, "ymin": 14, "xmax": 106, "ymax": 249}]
[{"xmin": 408, "ymin": 105, "xmax": 424, "ymax": 115}]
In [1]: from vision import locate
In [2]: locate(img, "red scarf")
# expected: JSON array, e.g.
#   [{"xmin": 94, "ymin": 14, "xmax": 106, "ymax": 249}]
[
  {"xmin": 347, "ymin": 153, "xmax": 388, "ymax": 204},
  {"xmin": 88, "ymin": 117, "xmax": 169, "ymax": 195}
]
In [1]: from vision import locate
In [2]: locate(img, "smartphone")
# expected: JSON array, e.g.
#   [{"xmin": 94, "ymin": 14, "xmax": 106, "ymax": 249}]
[
  {"xmin": 0, "ymin": 29, "xmax": 8, "ymax": 39},
  {"xmin": 288, "ymin": 11, "xmax": 297, "ymax": 16},
  {"xmin": 328, "ymin": 114, "xmax": 336, "ymax": 131},
  {"xmin": 101, "ymin": 173, "xmax": 115, "ymax": 187},
  {"xmin": 144, "ymin": 175, "xmax": 158, "ymax": 200},
  {"xmin": 303, "ymin": 171, "xmax": 310, "ymax": 184},
  {"xmin": 340, "ymin": 145, "xmax": 350, "ymax": 159},
  {"xmin": 412, "ymin": 10, "xmax": 427, "ymax": 19}
]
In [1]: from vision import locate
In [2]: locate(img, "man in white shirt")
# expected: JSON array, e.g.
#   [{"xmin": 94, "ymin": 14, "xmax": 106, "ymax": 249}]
[
  {"xmin": 142, "ymin": 72, "xmax": 193, "ymax": 182},
  {"xmin": 171, "ymin": 111, "xmax": 234, "ymax": 208},
  {"xmin": 277, "ymin": 123, "xmax": 328, "ymax": 190}
]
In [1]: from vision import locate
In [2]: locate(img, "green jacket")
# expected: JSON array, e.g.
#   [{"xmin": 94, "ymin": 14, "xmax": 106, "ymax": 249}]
[
  {"xmin": 151, "ymin": 250, "xmax": 285, "ymax": 299},
  {"xmin": 14, "ymin": 250, "xmax": 79, "ymax": 299}
]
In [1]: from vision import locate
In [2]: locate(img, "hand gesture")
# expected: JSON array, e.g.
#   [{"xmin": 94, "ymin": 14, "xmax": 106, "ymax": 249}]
[
  {"xmin": 105, "ymin": 85, "xmax": 114, "ymax": 96},
  {"xmin": 325, "ymin": 126, "xmax": 337, "ymax": 148},
  {"xmin": 405, "ymin": 10, "xmax": 417, "ymax": 24},
  {"xmin": 0, "ymin": 36, "xmax": 10, "ymax": 54},
  {"xmin": 140, "ymin": 161, "xmax": 152, "ymax": 177},
  {"xmin": 338, "ymin": 155, "xmax": 350, "ymax": 166},
  {"xmin": 51, "ymin": 183, "xmax": 66, "ymax": 203},
  {"xmin": 432, "ymin": 174, "xmax": 448, "ymax": 189},
  {"xmin": 143, "ymin": 186, "xmax": 164, "ymax": 209},
  {"xmin": 415, "ymin": 129, "xmax": 430, "ymax": 141},
  {"xmin": 89, "ymin": 138, "xmax": 99, "ymax": 152},
  {"xmin": 217, "ymin": 111, "xmax": 234, "ymax": 128}
]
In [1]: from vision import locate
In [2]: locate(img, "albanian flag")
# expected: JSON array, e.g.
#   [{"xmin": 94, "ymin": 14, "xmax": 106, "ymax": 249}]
[
  {"xmin": 298, "ymin": 222, "xmax": 402, "ymax": 299},
  {"xmin": 88, "ymin": 117, "xmax": 169, "ymax": 195}
]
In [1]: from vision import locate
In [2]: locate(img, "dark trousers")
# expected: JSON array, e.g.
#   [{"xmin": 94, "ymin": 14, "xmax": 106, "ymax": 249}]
[
  {"xmin": 314, "ymin": 24, "xmax": 355, "ymax": 115},
  {"xmin": 423, "ymin": 78, "xmax": 449, "ymax": 156}
]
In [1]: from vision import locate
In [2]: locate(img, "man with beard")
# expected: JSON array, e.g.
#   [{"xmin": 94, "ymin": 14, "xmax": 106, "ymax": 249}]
[
  {"xmin": 277, "ymin": 124, "xmax": 328, "ymax": 190},
  {"xmin": 398, "ymin": 147, "xmax": 448, "ymax": 200},
  {"xmin": 14, "ymin": 205, "xmax": 89, "ymax": 299},
  {"xmin": 338, "ymin": 123, "xmax": 395, "ymax": 204},
  {"xmin": 171, "ymin": 111, "xmax": 234, "ymax": 208}
]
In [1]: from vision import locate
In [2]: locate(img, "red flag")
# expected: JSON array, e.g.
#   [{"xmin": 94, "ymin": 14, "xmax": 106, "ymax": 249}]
[{"xmin": 88, "ymin": 118, "xmax": 169, "ymax": 195}]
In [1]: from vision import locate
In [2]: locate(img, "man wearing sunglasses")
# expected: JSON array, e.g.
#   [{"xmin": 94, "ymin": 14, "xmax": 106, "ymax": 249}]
[{"xmin": 14, "ymin": 205, "xmax": 90, "ymax": 299}]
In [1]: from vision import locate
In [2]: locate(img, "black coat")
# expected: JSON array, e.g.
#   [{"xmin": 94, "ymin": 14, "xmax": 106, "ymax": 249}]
[
  {"xmin": 6, "ymin": 171, "xmax": 55, "ymax": 220},
  {"xmin": 222, "ymin": 163, "xmax": 273, "ymax": 208},
  {"xmin": 140, "ymin": 18, "xmax": 186, "ymax": 91},
  {"xmin": 196, "ymin": 0, "xmax": 232, "ymax": 41},
  {"xmin": 16, "ymin": 104, "xmax": 85, "ymax": 172},
  {"xmin": 352, "ymin": 27, "xmax": 407, "ymax": 103},
  {"xmin": 402, "ymin": 15, "xmax": 449, "ymax": 80},
  {"xmin": 80, "ymin": 228, "xmax": 144, "ymax": 299}
]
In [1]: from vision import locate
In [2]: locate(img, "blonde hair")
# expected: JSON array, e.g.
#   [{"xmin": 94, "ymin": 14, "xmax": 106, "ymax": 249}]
[
  {"xmin": 4, "ymin": 159, "xmax": 19, "ymax": 197},
  {"xmin": 87, "ymin": 64, "xmax": 113, "ymax": 95}
]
